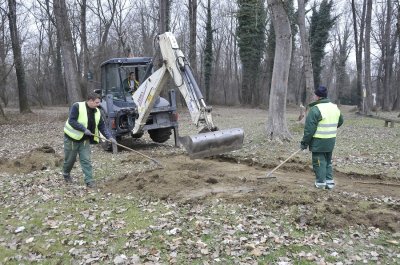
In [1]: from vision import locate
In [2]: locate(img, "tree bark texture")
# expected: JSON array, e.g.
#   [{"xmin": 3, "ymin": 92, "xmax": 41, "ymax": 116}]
[
  {"xmin": 335, "ymin": 25, "xmax": 351, "ymax": 106},
  {"xmin": 80, "ymin": 0, "xmax": 90, "ymax": 98},
  {"xmin": 7, "ymin": 0, "xmax": 31, "ymax": 113},
  {"xmin": 188, "ymin": 0, "xmax": 197, "ymax": 72},
  {"xmin": 351, "ymin": 0, "xmax": 366, "ymax": 110},
  {"xmin": 0, "ymin": 14, "xmax": 10, "ymax": 108},
  {"xmin": 265, "ymin": 0, "xmax": 292, "ymax": 141},
  {"xmin": 382, "ymin": 0, "xmax": 392, "ymax": 111},
  {"xmin": 159, "ymin": 0, "xmax": 170, "ymax": 33},
  {"xmin": 395, "ymin": 7, "xmax": 400, "ymax": 110},
  {"xmin": 364, "ymin": 0, "xmax": 372, "ymax": 113},
  {"xmin": 204, "ymin": 0, "xmax": 212, "ymax": 102},
  {"xmin": 53, "ymin": 0, "xmax": 82, "ymax": 103},
  {"xmin": 297, "ymin": 0, "xmax": 314, "ymax": 105}
]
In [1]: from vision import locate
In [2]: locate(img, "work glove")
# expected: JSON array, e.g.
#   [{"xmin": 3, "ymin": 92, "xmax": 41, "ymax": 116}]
[
  {"xmin": 109, "ymin": 138, "xmax": 117, "ymax": 145},
  {"xmin": 84, "ymin": 129, "xmax": 93, "ymax": 136},
  {"xmin": 300, "ymin": 143, "xmax": 308, "ymax": 151}
]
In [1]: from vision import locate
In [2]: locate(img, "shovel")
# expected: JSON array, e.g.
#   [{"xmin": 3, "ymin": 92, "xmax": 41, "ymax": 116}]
[
  {"xmin": 95, "ymin": 134, "xmax": 163, "ymax": 168},
  {"xmin": 258, "ymin": 148, "xmax": 301, "ymax": 179}
]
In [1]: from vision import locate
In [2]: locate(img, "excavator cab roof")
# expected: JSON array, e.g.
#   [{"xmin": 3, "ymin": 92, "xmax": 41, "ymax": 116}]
[{"xmin": 100, "ymin": 57, "xmax": 152, "ymax": 67}]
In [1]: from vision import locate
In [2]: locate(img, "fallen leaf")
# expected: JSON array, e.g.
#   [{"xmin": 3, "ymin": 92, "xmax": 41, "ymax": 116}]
[{"xmin": 14, "ymin": 226, "xmax": 25, "ymax": 233}]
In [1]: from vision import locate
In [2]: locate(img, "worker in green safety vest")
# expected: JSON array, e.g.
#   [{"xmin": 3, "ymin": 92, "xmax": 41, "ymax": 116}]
[
  {"xmin": 63, "ymin": 92, "xmax": 117, "ymax": 188},
  {"xmin": 300, "ymin": 86, "xmax": 344, "ymax": 190}
]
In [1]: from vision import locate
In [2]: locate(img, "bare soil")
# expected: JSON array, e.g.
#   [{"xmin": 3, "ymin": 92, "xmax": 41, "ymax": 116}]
[{"xmin": 1, "ymin": 106, "xmax": 399, "ymax": 233}]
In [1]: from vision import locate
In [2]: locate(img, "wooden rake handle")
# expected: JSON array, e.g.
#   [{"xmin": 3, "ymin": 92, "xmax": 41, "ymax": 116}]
[
  {"xmin": 259, "ymin": 148, "xmax": 302, "ymax": 179},
  {"xmin": 96, "ymin": 134, "xmax": 163, "ymax": 168}
]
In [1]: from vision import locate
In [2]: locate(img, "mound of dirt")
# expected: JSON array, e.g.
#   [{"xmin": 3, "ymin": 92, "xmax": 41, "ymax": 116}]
[
  {"xmin": 103, "ymin": 155, "xmax": 253, "ymax": 201},
  {"xmin": 0, "ymin": 145, "xmax": 62, "ymax": 174}
]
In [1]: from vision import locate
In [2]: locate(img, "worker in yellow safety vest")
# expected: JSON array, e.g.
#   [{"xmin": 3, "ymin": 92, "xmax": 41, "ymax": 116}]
[
  {"xmin": 300, "ymin": 86, "xmax": 344, "ymax": 190},
  {"xmin": 63, "ymin": 92, "xmax": 116, "ymax": 188}
]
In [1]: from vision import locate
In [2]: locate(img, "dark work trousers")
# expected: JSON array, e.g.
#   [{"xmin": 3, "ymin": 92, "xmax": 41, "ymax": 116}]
[
  {"xmin": 312, "ymin": 152, "xmax": 335, "ymax": 189},
  {"xmin": 63, "ymin": 135, "xmax": 93, "ymax": 184}
]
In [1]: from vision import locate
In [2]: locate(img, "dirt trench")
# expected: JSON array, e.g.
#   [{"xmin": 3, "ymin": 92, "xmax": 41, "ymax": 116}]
[
  {"xmin": 3, "ymin": 144, "xmax": 400, "ymax": 232},
  {"xmin": 102, "ymin": 152, "xmax": 400, "ymax": 232}
]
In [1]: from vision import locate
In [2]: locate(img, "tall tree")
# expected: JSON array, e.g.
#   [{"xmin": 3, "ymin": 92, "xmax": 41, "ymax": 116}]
[
  {"xmin": 394, "ymin": 3, "xmax": 400, "ymax": 111},
  {"xmin": 188, "ymin": 0, "xmax": 197, "ymax": 71},
  {"xmin": 351, "ymin": 0, "xmax": 366, "ymax": 110},
  {"xmin": 0, "ymin": 10, "xmax": 11, "ymax": 109},
  {"xmin": 79, "ymin": 0, "xmax": 90, "ymax": 98},
  {"xmin": 382, "ymin": 0, "xmax": 393, "ymax": 111},
  {"xmin": 309, "ymin": 0, "xmax": 336, "ymax": 89},
  {"xmin": 7, "ymin": 0, "xmax": 31, "ymax": 113},
  {"xmin": 334, "ymin": 22, "xmax": 351, "ymax": 105},
  {"xmin": 159, "ymin": 0, "xmax": 170, "ymax": 33},
  {"xmin": 53, "ymin": 0, "xmax": 82, "ymax": 103},
  {"xmin": 237, "ymin": 0, "xmax": 266, "ymax": 106},
  {"xmin": 91, "ymin": 0, "xmax": 118, "ymax": 66},
  {"xmin": 204, "ymin": 0, "xmax": 213, "ymax": 102},
  {"xmin": 266, "ymin": 0, "xmax": 292, "ymax": 141},
  {"xmin": 297, "ymin": 0, "xmax": 314, "ymax": 104},
  {"xmin": 37, "ymin": 0, "xmax": 66, "ymax": 104},
  {"xmin": 263, "ymin": 21, "xmax": 275, "ymax": 107},
  {"xmin": 364, "ymin": 0, "xmax": 372, "ymax": 113}
]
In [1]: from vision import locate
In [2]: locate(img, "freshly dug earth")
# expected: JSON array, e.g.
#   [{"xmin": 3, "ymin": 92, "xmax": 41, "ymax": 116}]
[
  {"xmin": 1, "ymin": 106, "xmax": 400, "ymax": 234},
  {"xmin": 0, "ymin": 145, "xmax": 62, "ymax": 174},
  {"xmin": 100, "ymin": 151, "xmax": 400, "ymax": 232}
]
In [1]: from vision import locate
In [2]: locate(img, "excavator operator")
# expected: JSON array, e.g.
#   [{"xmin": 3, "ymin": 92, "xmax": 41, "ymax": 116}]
[{"xmin": 123, "ymin": 72, "xmax": 139, "ymax": 93}]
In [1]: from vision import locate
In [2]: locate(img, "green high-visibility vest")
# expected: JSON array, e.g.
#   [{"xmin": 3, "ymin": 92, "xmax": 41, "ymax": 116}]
[
  {"xmin": 64, "ymin": 102, "xmax": 100, "ymax": 142},
  {"xmin": 313, "ymin": 102, "xmax": 341, "ymax": 139}
]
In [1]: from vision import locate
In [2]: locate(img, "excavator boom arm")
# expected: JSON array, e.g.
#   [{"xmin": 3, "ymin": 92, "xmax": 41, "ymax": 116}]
[{"xmin": 132, "ymin": 32, "xmax": 244, "ymax": 158}]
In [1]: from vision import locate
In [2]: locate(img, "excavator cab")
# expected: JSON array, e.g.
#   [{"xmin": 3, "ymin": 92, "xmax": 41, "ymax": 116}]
[
  {"xmin": 100, "ymin": 58, "xmax": 150, "ymax": 101},
  {"xmin": 99, "ymin": 57, "xmax": 179, "ymax": 152}
]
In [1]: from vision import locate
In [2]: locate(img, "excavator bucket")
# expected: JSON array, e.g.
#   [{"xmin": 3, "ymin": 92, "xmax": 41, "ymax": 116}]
[{"xmin": 179, "ymin": 128, "xmax": 244, "ymax": 159}]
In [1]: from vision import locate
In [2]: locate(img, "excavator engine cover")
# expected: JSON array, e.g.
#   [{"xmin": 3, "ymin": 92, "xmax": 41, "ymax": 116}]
[{"xmin": 179, "ymin": 128, "xmax": 244, "ymax": 159}]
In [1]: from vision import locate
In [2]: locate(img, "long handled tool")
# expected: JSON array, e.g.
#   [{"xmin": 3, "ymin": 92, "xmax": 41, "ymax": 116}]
[
  {"xmin": 96, "ymin": 134, "xmax": 163, "ymax": 168},
  {"xmin": 258, "ymin": 148, "xmax": 301, "ymax": 179}
]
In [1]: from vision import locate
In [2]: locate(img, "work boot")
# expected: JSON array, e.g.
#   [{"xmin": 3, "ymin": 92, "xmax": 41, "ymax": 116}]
[
  {"xmin": 314, "ymin": 182, "xmax": 326, "ymax": 189},
  {"xmin": 63, "ymin": 173, "xmax": 72, "ymax": 183},
  {"xmin": 86, "ymin": 181, "xmax": 96, "ymax": 188}
]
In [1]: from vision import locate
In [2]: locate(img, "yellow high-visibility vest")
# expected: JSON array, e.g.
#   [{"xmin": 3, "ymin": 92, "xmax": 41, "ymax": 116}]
[
  {"xmin": 64, "ymin": 102, "xmax": 100, "ymax": 142},
  {"xmin": 313, "ymin": 102, "xmax": 340, "ymax": 139}
]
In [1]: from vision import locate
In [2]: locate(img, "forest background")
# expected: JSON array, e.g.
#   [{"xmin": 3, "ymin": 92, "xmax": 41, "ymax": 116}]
[{"xmin": 1, "ymin": 0, "xmax": 399, "ymax": 122}]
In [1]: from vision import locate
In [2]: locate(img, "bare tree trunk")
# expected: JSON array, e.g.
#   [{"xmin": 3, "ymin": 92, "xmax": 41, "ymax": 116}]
[
  {"xmin": 297, "ymin": 0, "xmax": 314, "ymax": 104},
  {"xmin": 376, "ymin": 59, "xmax": 384, "ymax": 107},
  {"xmin": 7, "ymin": 0, "xmax": 31, "ymax": 113},
  {"xmin": 55, "ymin": 30, "xmax": 68, "ymax": 104},
  {"xmin": 388, "ymin": 28, "xmax": 398, "ymax": 110},
  {"xmin": 204, "ymin": 0, "xmax": 213, "ymax": 102},
  {"xmin": 0, "ymin": 13, "xmax": 10, "ymax": 108},
  {"xmin": 335, "ymin": 21, "xmax": 352, "ymax": 106},
  {"xmin": 159, "ymin": 0, "xmax": 170, "ymax": 33},
  {"xmin": 265, "ymin": 0, "xmax": 292, "ymax": 141},
  {"xmin": 40, "ymin": 0, "xmax": 66, "ymax": 104},
  {"xmin": 80, "ymin": 0, "xmax": 90, "ymax": 98},
  {"xmin": 188, "ymin": 0, "xmax": 197, "ymax": 72},
  {"xmin": 382, "ymin": 0, "xmax": 392, "ymax": 111},
  {"xmin": 53, "ymin": 0, "xmax": 82, "ymax": 103},
  {"xmin": 364, "ymin": 0, "xmax": 372, "ymax": 113},
  {"xmin": 351, "ymin": 0, "xmax": 366, "ymax": 110},
  {"xmin": 395, "ymin": 7, "xmax": 400, "ymax": 111}
]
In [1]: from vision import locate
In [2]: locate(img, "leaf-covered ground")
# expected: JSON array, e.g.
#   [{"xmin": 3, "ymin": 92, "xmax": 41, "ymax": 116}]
[{"xmin": 0, "ymin": 105, "xmax": 399, "ymax": 264}]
